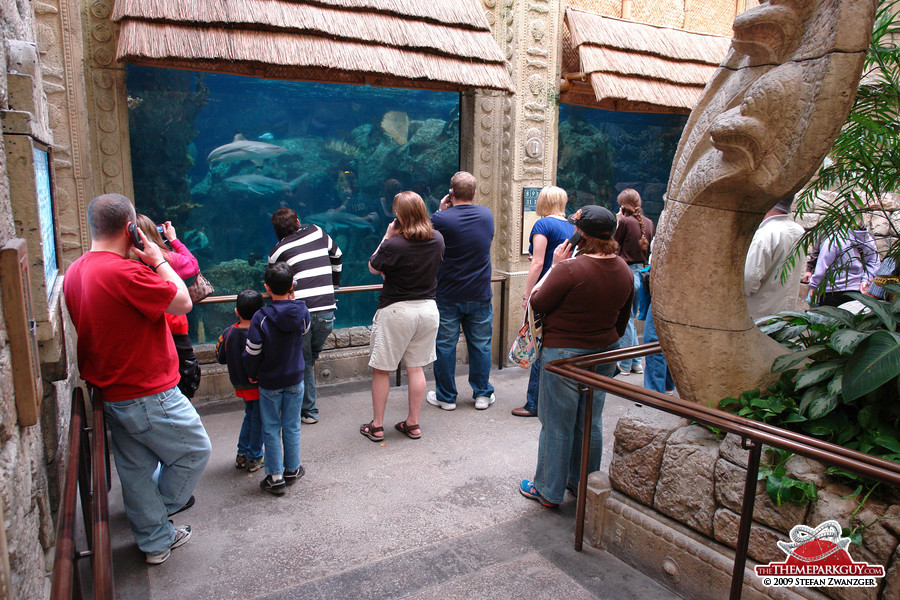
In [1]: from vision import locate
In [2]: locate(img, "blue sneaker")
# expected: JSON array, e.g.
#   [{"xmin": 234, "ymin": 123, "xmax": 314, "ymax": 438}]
[{"xmin": 519, "ymin": 480, "xmax": 558, "ymax": 508}]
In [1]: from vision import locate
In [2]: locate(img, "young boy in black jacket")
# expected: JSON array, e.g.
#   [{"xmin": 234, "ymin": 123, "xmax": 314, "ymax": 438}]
[
  {"xmin": 216, "ymin": 289, "xmax": 265, "ymax": 472},
  {"xmin": 243, "ymin": 262, "xmax": 310, "ymax": 495}
]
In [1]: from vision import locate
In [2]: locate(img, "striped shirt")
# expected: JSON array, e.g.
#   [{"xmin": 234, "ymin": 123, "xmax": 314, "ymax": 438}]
[{"xmin": 269, "ymin": 225, "xmax": 343, "ymax": 312}]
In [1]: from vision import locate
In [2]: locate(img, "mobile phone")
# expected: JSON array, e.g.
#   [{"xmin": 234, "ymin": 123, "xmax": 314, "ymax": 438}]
[
  {"xmin": 568, "ymin": 231, "xmax": 582, "ymax": 247},
  {"xmin": 157, "ymin": 225, "xmax": 165, "ymax": 235},
  {"xmin": 128, "ymin": 223, "xmax": 144, "ymax": 250}
]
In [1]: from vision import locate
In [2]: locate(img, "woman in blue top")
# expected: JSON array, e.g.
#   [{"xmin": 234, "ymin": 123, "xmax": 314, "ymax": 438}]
[{"xmin": 513, "ymin": 186, "xmax": 574, "ymax": 417}]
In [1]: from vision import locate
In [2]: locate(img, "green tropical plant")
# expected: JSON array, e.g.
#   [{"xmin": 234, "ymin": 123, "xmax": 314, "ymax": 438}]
[{"xmin": 789, "ymin": 0, "xmax": 900, "ymax": 278}]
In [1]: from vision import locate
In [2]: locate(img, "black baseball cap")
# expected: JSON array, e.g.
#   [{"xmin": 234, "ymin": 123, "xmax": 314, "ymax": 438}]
[{"xmin": 568, "ymin": 205, "xmax": 617, "ymax": 239}]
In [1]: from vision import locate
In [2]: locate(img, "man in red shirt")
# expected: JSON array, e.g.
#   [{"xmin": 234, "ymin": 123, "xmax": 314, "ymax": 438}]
[{"xmin": 63, "ymin": 193, "xmax": 211, "ymax": 565}]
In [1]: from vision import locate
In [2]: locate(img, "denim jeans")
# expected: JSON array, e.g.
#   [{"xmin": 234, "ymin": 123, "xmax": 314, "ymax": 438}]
[
  {"xmin": 642, "ymin": 308, "xmax": 675, "ymax": 394},
  {"xmin": 618, "ymin": 264, "xmax": 645, "ymax": 370},
  {"xmin": 524, "ymin": 355, "xmax": 543, "ymax": 413},
  {"xmin": 302, "ymin": 310, "xmax": 334, "ymax": 419},
  {"xmin": 534, "ymin": 342, "xmax": 620, "ymax": 505},
  {"xmin": 433, "ymin": 300, "xmax": 495, "ymax": 404},
  {"xmin": 259, "ymin": 382, "xmax": 304, "ymax": 476},
  {"xmin": 237, "ymin": 399, "xmax": 263, "ymax": 460},
  {"xmin": 103, "ymin": 386, "xmax": 211, "ymax": 552}
]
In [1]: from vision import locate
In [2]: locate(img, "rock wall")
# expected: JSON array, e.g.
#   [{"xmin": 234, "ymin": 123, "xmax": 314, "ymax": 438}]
[
  {"xmin": 608, "ymin": 409, "xmax": 900, "ymax": 600},
  {"xmin": 1, "ymin": 2, "xmax": 86, "ymax": 598}
]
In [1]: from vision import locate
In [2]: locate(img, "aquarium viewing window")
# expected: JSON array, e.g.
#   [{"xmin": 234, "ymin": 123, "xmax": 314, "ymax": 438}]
[
  {"xmin": 126, "ymin": 66, "xmax": 461, "ymax": 343},
  {"xmin": 556, "ymin": 104, "xmax": 688, "ymax": 226}
]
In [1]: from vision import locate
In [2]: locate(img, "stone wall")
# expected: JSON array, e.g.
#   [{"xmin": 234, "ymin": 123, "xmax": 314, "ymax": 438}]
[
  {"xmin": 1, "ymin": 2, "xmax": 86, "ymax": 598},
  {"xmin": 605, "ymin": 409, "xmax": 900, "ymax": 600},
  {"xmin": 195, "ymin": 326, "xmax": 471, "ymax": 407}
]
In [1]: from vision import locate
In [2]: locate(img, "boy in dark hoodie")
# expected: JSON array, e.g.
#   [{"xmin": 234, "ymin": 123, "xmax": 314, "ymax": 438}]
[
  {"xmin": 216, "ymin": 289, "xmax": 265, "ymax": 472},
  {"xmin": 243, "ymin": 262, "xmax": 311, "ymax": 495}
]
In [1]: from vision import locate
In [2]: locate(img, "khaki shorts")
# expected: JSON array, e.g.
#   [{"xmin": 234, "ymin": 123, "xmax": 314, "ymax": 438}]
[{"xmin": 368, "ymin": 299, "xmax": 439, "ymax": 371}]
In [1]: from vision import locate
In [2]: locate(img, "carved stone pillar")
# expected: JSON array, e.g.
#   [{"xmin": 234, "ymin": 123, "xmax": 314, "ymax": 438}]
[
  {"xmin": 34, "ymin": 0, "xmax": 94, "ymax": 265},
  {"xmin": 473, "ymin": 0, "xmax": 565, "ymax": 351},
  {"xmin": 653, "ymin": 0, "xmax": 874, "ymax": 406},
  {"xmin": 82, "ymin": 0, "xmax": 133, "ymax": 224}
]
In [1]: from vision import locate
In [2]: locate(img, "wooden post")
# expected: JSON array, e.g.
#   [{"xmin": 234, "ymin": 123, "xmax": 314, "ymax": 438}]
[{"xmin": 0, "ymin": 239, "xmax": 42, "ymax": 426}]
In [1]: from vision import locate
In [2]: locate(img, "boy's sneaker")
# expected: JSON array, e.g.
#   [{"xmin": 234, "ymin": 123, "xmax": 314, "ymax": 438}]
[
  {"xmin": 235, "ymin": 453, "xmax": 247, "ymax": 469},
  {"xmin": 519, "ymin": 480, "xmax": 558, "ymax": 508},
  {"xmin": 145, "ymin": 525, "xmax": 192, "ymax": 565},
  {"xmin": 426, "ymin": 391, "xmax": 456, "ymax": 411},
  {"xmin": 244, "ymin": 457, "xmax": 264, "ymax": 473},
  {"xmin": 301, "ymin": 416, "xmax": 319, "ymax": 424},
  {"xmin": 284, "ymin": 465, "xmax": 306, "ymax": 486},
  {"xmin": 631, "ymin": 363, "xmax": 644, "ymax": 374},
  {"xmin": 474, "ymin": 393, "xmax": 496, "ymax": 410},
  {"xmin": 260, "ymin": 474, "xmax": 286, "ymax": 496}
]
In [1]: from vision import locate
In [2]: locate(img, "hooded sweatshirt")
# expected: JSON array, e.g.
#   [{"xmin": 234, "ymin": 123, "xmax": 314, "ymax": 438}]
[
  {"xmin": 242, "ymin": 299, "xmax": 310, "ymax": 389},
  {"xmin": 809, "ymin": 229, "xmax": 881, "ymax": 294}
]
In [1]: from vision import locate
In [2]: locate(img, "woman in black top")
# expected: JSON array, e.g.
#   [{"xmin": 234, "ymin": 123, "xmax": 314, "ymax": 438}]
[{"xmin": 361, "ymin": 192, "xmax": 445, "ymax": 442}]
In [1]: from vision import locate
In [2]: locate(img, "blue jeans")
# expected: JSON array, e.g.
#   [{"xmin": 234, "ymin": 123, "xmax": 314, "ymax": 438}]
[
  {"xmin": 302, "ymin": 310, "xmax": 334, "ymax": 419},
  {"xmin": 237, "ymin": 399, "xmax": 263, "ymax": 460},
  {"xmin": 642, "ymin": 308, "xmax": 675, "ymax": 394},
  {"xmin": 103, "ymin": 386, "xmax": 211, "ymax": 552},
  {"xmin": 524, "ymin": 355, "xmax": 542, "ymax": 413},
  {"xmin": 534, "ymin": 342, "xmax": 620, "ymax": 505},
  {"xmin": 618, "ymin": 264, "xmax": 645, "ymax": 370},
  {"xmin": 259, "ymin": 382, "xmax": 303, "ymax": 476},
  {"xmin": 433, "ymin": 300, "xmax": 495, "ymax": 404}
]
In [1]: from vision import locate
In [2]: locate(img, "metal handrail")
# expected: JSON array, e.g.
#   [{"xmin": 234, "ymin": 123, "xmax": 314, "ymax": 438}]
[
  {"xmin": 544, "ymin": 342, "xmax": 900, "ymax": 600},
  {"xmin": 50, "ymin": 387, "xmax": 113, "ymax": 600},
  {"xmin": 195, "ymin": 275, "xmax": 510, "ymax": 372}
]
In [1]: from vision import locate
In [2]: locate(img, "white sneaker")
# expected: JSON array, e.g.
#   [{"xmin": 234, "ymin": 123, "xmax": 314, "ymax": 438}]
[
  {"xmin": 145, "ymin": 525, "xmax": 192, "ymax": 564},
  {"xmin": 426, "ymin": 391, "xmax": 456, "ymax": 411},
  {"xmin": 474, "ymin": 393, "xmax": 496, "ymax": 410},
  {"xmin": 631, "ymin": 363, "xmax": 643, "ymax": 374}
]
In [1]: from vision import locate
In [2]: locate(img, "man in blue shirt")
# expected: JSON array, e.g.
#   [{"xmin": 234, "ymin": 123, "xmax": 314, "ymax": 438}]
[{"xmin": 427, "ymin": 171, "xmax": 496, "ymax": 411}]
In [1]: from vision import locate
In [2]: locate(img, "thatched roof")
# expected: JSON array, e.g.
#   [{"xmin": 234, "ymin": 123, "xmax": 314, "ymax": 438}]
[
  {"xmin": 563, "ymin": 8, "xmax": 731, "ymax": 112},
  {"xmin": 112, "ymin": 0, "xmax": 514, "ymax": 92}
]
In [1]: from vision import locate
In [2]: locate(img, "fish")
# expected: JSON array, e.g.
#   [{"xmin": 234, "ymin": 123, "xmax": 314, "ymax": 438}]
[
  {"xmin": 246, "ymin": 252, "xmax": 263, "ymax": 266},
  {"xmin": 207, "ymin": 133, "xmax": 288, "ymax": 167},
  {"xmin": 258, "ymin": 132, "xmax": 275, "ymax": 141},
  {"xmin": 181, "ymin": 229, "xmax": 209, "ymax": 252},
  {"xmin": 305, "ymin": 209, "xmax": 376, "ymax": 233},
  {"xmin": 224, "ymin": 174, "xmax": 306, "ymax": 195}
]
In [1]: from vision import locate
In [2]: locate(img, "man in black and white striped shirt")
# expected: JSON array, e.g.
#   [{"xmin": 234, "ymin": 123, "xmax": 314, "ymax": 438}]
[{"xmin": 270, "ymin": 208, "xmax": 343, "ymax": 424}]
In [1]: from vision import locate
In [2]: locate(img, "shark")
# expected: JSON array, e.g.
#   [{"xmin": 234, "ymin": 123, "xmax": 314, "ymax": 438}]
[
  {"xmin": 305, "ymin": 209, "xmax": 376, "ymax": 233},
  {"xmin": 224, "ymin": 174, "xmax": 305, "ymax": 195},
  {"xmin": 207, "ymin": 133, "xmax": 288, "ymax": 167}
]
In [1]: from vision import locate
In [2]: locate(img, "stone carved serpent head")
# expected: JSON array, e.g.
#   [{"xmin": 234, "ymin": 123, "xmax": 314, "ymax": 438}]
[{"xmin": 652, "ymin": 0, "xmax": 875, "ymax": 407}]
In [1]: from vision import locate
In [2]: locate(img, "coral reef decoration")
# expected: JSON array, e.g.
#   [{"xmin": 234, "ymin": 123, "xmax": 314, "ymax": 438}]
[
  {"xmin": 652, "ymin": 0, "xmax": 876, "ymax": 407},
  {"xmin": 381, "ymin": 110, "xmax": 409, "ymax": 145}
]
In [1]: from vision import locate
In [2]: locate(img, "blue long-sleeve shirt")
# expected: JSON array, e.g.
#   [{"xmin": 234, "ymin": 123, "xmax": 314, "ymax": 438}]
[{"xmin": 242, "ymin": 299, "xmax": 310, "ymax": 389}]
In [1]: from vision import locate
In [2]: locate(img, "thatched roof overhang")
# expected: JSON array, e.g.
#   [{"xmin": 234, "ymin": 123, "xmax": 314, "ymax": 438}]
[
  {"xmin": 562, "ymin": 8, "xmax": 731, "ymax": 113},
  {"xmin": 112, "ymin": 0, "xmax": 514, "ymax": 93}
]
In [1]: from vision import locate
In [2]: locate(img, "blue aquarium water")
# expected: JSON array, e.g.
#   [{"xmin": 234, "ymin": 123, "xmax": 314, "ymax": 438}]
[
  {"xmin": 557, "ymin": 104, "xmax": 688, "ymax": 225},
  {"xmin": 125, "ymin": 66, "xmax": 460, "ymax": 343}
]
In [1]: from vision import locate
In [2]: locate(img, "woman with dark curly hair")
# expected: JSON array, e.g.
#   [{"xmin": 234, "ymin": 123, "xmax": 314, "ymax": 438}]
[{"xmin": 613, "ymin": 189, "xmax": 654, "ymax": 375}]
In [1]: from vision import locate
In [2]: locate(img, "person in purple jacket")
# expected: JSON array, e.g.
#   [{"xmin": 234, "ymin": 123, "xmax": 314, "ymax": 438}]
[
  {"xmin": 808, "ymin": 224, "xmax": 880, "ymax": 307},
  {"xmin": 243, "ymin": 262, "xmax": 310, "ymax": 495}
]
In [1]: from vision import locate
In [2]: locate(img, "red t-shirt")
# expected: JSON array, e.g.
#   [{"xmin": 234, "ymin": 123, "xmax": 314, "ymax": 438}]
[{"xmin": 63, "ymin": 251, "xmax": 179, "ymax": 401}]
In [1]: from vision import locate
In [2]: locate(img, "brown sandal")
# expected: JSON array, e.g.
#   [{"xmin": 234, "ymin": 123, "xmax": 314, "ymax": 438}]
[
  {"xmin": 395, "ymin": 420, "xmax": 421, "ymax": 439},
  {"xmin": 360, "ymin": 421, "xmax": 384, "ymax": 442}
]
